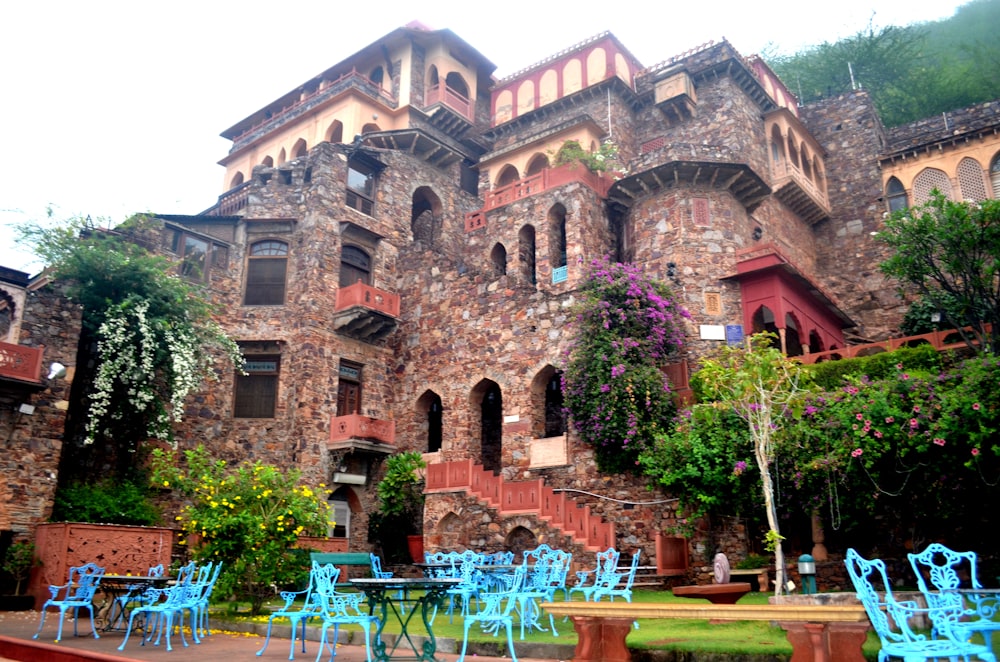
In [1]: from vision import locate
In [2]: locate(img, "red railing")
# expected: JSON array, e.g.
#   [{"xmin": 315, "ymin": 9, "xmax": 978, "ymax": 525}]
[
  {"xmin": 329, "ymin": 414, "xmax": 395, "ymax": 444},
  {"xmin": 425, "ymin": 460, "xmax": 615, "ymax": 550},
  {"xmin": 0, "ymin": 341, "xmax": 43, "ymax": 383},
  {"xmin": 798, "ymin": 325, "xmax": 992, "ymax": 365},
  {"xmin": 335, "ymin": 281, "xmax": 400, "ymax": 318},
  {"xmin": 424, "ymin": 84, "xmax": 474, "ymax": 121},
  {"xmin": 465, "ymin": 164, "xmax": 615, "ymax": 231}
]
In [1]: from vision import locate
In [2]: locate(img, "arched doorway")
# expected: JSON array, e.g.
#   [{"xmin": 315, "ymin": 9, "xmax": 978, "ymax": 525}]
[{"xmin": 476, "ymin": 381, "xmax": 503, "ymax": 473}]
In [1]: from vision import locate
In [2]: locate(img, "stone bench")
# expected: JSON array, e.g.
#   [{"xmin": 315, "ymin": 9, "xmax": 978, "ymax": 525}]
[{"xmin": 539, "ymin": 600, "xmax": 870, "ymax": 662}]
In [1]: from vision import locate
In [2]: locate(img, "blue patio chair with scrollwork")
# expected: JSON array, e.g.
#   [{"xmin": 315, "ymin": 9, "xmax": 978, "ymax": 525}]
[
  {"xmin": 313, "ymin": 561, "xmax": 380, "ymax": 662},
  {"xmin": 593, "ymin": 550, "xmax": 640, "ymax": 603},
  {"xmin": 908, "ymin": 542, "xmax": 1000, "ymax": 650},
  {"xmin": 107, "ymin": 563, "xmax": 165, "ymax": 631},
  {"xmin": 567, "ymin": 547, "xmax": 619, "ymax": 601},
  {"xmin": 458, "ymin": 563, "xmax": 526, "ymax": 662},
  {"xmin": 445, "ymin": 551, "xmax": 485, "ymax": 623},
  {"xmin": 257, "ymin": 561, "xmax": 337, "ymax": 660},
  {"xmin": 117, "ymin": 582, "xmax": 201, "ymax": 652},
  {"xmin": 846, "ymin": 547, "xmax": 995, "ymax": 662},
  {"xmin": 33, "ymin": 562, "xmax": 106, "ymax": 642},
  {"xmin": 514, "ymin": 556, "xmax": 566, "ymax": 639}
]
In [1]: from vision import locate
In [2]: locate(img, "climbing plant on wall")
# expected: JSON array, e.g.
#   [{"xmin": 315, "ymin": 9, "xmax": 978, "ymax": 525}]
[{"xmin": 563, "ymin": 258, "xmax": 689, "ymax": 473}]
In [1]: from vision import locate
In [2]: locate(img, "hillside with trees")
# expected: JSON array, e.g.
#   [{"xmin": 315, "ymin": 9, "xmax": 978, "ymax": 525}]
[{"xmin": 766, "ymin": 0, "xmax": 1000, "ymax": 126}]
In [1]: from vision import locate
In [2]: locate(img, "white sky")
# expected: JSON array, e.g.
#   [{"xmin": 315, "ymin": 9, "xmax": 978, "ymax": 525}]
[{"xmin": 0, "ymin": 0, "xmax": 969, "ymax": 275}]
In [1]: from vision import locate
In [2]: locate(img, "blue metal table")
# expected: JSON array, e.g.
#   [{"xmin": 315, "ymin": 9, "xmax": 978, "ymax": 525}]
[{"xmin": 349, "ymin": 577, "xmax": 461, "ymax": 662}]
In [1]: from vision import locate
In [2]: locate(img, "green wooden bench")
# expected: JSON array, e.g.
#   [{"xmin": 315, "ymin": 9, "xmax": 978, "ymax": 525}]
[{"xmin": 310, "ymin": 552, "xmax": 372, "ymax": 587}]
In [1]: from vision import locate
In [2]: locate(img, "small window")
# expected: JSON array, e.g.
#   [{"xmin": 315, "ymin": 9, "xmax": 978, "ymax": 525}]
[
  {"xmin": 329, "ymin": 491, "xmax": 350, "ymax": 538},
  {"xmin": 244, "ymin": 240, "xmax": 288, "ymax": 306},
  {"xmin": 885, "ymin": 177, "xmax": 908, "ymax": 213},
  {"xmin": 164, "ymin": 229, "xmax": 211, "ymax": 282},
  {"xmin": 346, "ymin": 160, "xmax": 376, "ymax": 216},
  {"xmin": 336, "ymin": 360, "xmax": 363, "ymax": 416},
  {"xmin": 234, "ymin": 353, "xmax": 279, "ymax": 418},
  {"xmin": 340, "ymin": 245, "xmax": 371, "ymax": 287}
]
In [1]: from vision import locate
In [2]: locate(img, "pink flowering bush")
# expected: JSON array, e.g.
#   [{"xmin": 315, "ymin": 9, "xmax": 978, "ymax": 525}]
[
  {"xmin": 564, "ymin": 258, "xmax": 689, "ymax": 472},
  {"xmin": 778, "ymin": 352, "xmax": 1000, "ymax": 550}
]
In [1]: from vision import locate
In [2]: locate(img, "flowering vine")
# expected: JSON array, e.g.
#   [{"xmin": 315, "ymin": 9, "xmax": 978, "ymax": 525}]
[{"xmin": 563, "ymin": 258, "xmax": 689, "ymax": 472}]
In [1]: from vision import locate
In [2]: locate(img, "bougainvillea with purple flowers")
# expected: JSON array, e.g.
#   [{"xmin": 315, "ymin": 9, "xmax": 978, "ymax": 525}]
[{"xmin": 563, "ymin": 258, "xmax": 689, "ymax": 472}]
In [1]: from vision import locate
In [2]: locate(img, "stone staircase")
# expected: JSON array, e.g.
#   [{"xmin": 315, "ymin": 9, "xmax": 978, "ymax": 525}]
[{"xmin": 424, "ymin": 460, "xmax": 615, "ymax": 552}]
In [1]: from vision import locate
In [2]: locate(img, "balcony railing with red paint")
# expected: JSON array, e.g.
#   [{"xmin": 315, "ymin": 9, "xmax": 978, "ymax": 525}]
[
  {"xmin": 335, "ymin": 281, "xmax": 400, "ymax": 317},
  {"xmin": 329, "ymin": 414, "xmax": 395, "ymax": 445},
  {"xmin": 425, "ymin": 459, "xmax": 615, "ymax": 550},
  {"xmin": 0, "ymin": 341, "xmax": 43, "ymax": 383},
  {"xmin": 798, "ymin": 324, "xmax": 992, "ymax": 365},
  {"xmin": 464, "ymin": 164, "xmax": 615, "ymax": 231},
  {"xmin": 424, "ymin": 84, "xmax": 474, "ymax": 121}
]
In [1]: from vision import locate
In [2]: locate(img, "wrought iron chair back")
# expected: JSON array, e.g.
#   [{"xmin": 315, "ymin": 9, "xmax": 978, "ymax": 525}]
[
  {"xmin": 458, "ymin": 563, "xmax": 526, "ymax": 662},
  {"xmin": 908, "ymin": 542, "xmax": 1000, "ymax": 649},
  {"xmin": 313, "ymin": 561, "xmax": 380, "ymax": 662},
  {"xmin": 568, "ymin": 547, "xmax": 620, "ymax": 601},
  {"xmin": 845, "ymin": 548, "xmax": 996, "ymax": 662},
  {"xmin": 594, "ymin": 550, "xmax": 641, "ymax": 603},
  {"xmin": 32, "ymin": 562, "xmax": 106, "ymax": 642},
  {"xmin": 256, "ymin": 561, "xmax": 337, "ymax": 659},
  {"xmin": 117, "ymin": 582, "xmax": 201, "ymax": 653}
]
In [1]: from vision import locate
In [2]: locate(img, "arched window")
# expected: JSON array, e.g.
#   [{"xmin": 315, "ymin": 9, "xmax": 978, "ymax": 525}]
[
  {"xmin": 491, "ymin": 244, "xmax": 507, "ymax": 276},
  {"xmin": 519, "ymin": 225, "xmax": 536, "ymax": 287},
  {"xmin": 369, "ymin": 66, "xmax": 384, "ymax": 87},
  {"xmin": 912, "ymin": 168, "xmax": 953, "ymax": 205},
  {"xmin": 411, "ymin": 187, "xmax": 441, "ymax": 245},
  {"xmin": 230, "ymin": 172, "xmax": 244, "ymax": 188},
  {"xmin": 885, "ymin": 177, "xmax": 908, "ymax": 212},
  {"xmin": 340, "ymin": 245, "xmax": 371, "ymax": 287},
  {"xmin": 991, "ymin": 154, "xmax": 1000, "ymax": 198},
  {"xmin": 525, "ymin": 153, "xmax": 549, "ymax": 176},
  {"xmin": 292, "ymin": 138, "xmax": 307, "ymax": 159},
  {"xmin": 957, "ymin": 157, "xmax": 988, "ymax": 201},
  {"xmin": 445, "ymin": 72, "xmax": 469, "ymax": 99},
  {"xmin": 495, "ymin": 165, "xmax": 519, "ymax": 188},
  {"xmin": 244, "ymin": 240, "xmax": 288, "ymax": 305},
  {"xmin": 326, "ymin": 120, "xmax": 344, "ymax": 143},
  {"xmin": 261, "ymin": 155, "xmax": 274, "ymax": 167},
  {"xmin": 531, "ymin": 367, "xmax": 565, "ymax": 439},
  {"xmin": 548, "ymin": 204, "xmax": 567, "ymax": 270},
  {"xmin": 477, "ymin": 381, "xmax": 503, "ymax": 473},
  {"xmin": 416, "ymin": 391, "xmax": 443, "ymax": 453},
  {"xmin": 769, "ymin": 125, "xmax": 785, "ymax": 169}
]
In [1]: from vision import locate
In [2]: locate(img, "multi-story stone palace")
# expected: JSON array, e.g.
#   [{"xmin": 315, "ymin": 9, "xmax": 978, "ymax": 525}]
[{"xmin": 3, "ymin": 21, "xmax": 999, "ymax": 575}]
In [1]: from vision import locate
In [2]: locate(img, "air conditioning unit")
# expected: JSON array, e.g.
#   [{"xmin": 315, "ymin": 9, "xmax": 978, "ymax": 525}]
[{"xmin": 333, "ymin": 472, "xmax": 367, "ymax": 485}]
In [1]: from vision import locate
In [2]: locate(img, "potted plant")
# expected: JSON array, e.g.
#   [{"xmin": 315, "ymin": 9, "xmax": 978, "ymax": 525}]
[
  {"xmin": 373, "ymin": 451, "xmax": 427, "ymax": 564},
  {"xmin": 1, "ymin": 539, "xmax": 38, "ymax": 610}
]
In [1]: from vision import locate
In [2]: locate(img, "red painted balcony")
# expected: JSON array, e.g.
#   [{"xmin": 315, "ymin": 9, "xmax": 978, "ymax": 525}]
[
  {"xmin": 424, "ymin": 84, "xmax": 474, "ymax": 122},
  {"xmin": 0, "ymin": 341, "xmax": 43, "ymax": 383},
  {"xmin": 333, "ymin": 281, "xmax": 400, "ymax": 342},
  {"xmin": 465, "ymin": 164, "xmax": 615, "ymax": 231},
  {"xmin": 329, "ymin": 414, "xmax": 396, "ymax": 446}
]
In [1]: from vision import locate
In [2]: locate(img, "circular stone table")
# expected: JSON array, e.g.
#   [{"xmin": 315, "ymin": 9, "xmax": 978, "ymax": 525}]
[{"xmin": 672, "ymin": 582, "xmax": 753, "ymax": 604}]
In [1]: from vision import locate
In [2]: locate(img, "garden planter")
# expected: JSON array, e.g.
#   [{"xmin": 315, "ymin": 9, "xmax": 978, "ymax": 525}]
[
  {"xmin": 407, "ymin": 535, "xmax": 424, "ymax": 563},
  {"xmin": 29, "ymin": 522, "xmax": 174, "ymax": 610}
]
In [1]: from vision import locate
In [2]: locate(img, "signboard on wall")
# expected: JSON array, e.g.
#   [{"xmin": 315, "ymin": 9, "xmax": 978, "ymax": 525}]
[{"xmin": 726, "ymin": 324, "xmax": 744, "ymax": 346}]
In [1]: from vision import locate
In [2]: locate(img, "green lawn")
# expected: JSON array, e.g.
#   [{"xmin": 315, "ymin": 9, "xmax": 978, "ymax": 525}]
[{"xmin": 214, "ymin": 589, "xmax": 887, "ymax": 659}]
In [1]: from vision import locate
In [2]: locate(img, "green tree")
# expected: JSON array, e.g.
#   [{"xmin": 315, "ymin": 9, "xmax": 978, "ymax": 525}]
[
  {"xmin": 150, "ymin": 445, "xmax": 332, "ymax": 615},
  {"xmin": 693, "ymin": 333, "xmax": 809, "ymax": 595},
  {"xmin": 877, "ymin": 194, "xmax": 1000, "ymax": 354},
  {"xmin": 563, "ymin": 259, "xmax": 688, "ymax": 472},
  {"xmin": 18, "ymin": 214, "xmax": 241, "ymax": 483}
]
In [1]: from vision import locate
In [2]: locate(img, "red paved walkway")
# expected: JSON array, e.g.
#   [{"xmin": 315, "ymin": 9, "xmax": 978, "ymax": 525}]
[{"xmin": 0, "ymin": 609, "xmax": 567, "ymax": 662}]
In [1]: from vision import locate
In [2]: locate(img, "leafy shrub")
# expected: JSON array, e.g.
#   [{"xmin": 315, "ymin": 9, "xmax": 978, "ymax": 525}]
[
  {"xmin": 50, "ymin": 479, "xmax": 161, "ymax": 525},
  {"xmin": 803, "ymin": 344, "xmax": 941, "ymax": 390}
]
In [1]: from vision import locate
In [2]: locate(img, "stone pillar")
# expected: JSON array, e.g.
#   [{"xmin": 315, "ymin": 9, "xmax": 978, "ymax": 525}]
[
  {"xmin": 811, "ymin": 513, "xmax": 828, "ymax": 561},
  {"xmin": 567, "ymin": 616, "xmax": 634, "ymax": 662}
]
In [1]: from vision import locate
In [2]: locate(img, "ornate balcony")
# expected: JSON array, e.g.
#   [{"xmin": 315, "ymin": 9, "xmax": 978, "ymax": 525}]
[
  {"xmin": 333, "ymin": 281, "xmax": 400, "ymax": 342},
  {"xmin": 329, "ymin": 414, "xmax": 396, "ymax": 454},
  {"xmin": 0, "ymin": 341, "xmax": 43, "ymax": 384},
  {"xmin": 770, "ymin": 160, "xmax": 830, "ymax": 224}
]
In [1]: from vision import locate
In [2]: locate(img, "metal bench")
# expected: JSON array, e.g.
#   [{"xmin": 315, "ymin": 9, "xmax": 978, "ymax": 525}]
[
  {"xmin": 540, "ymin": 600, "xmax": 870, "ymax": 662},
  {"xmin": 310, "ymin": 552, "xmax": 373, "ymax": 588}
]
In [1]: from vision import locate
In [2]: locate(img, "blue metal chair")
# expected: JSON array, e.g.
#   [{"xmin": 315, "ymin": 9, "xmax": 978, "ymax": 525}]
[
  {"xmin": 445, "ymin": 551, "xmax": 484, "ymax": 623},
  {"xmin": 567, "ymin": 547, "xmax": 619, "ymax": 601},
  {"xmin": 192, "ymin": 561, "xmax": 223, "ymax": 638},
  {"xmin": 33, "ymin": 562, "xmax": 106, "ymax": 642},
  {"xmin": 312, "ymin": 562, "xmax": 380, "ymax": 662},
  {"xmin": 369, "ymin": 553, "xmax": 405, "ymax": 614},
  {"xmin": 514, "ymin": 557, "xmax": 565, "ymax": 639},
  {"xmin": 117, "ymin": 582, "xmax": 201, "ymax": 652},
  {"xmin": 107, "ymin": 564, "xmax": 165, "ymax": 631},
  {"xmin": 257, "ymin": 561, "xmax": 336, "ymax": 660},
  {"xmin": 593, "ymin": 550, "xmax": 641, "ymax": 603},
  {"xmin": 458, "ymin": 564, "xmax": 526, "ymax": 662},
  {"xmin": 845, "ymin": 548, "xmax": 996, "ymax": 662},
  {"xmin": 908, "ymin": 542, "xmax": 1000, "ymax": 650}
]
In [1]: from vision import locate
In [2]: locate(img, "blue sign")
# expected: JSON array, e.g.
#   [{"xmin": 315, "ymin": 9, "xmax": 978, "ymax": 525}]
[{"xmin": 725, "ymin": 324, "xmax": 744, "ymax": 346}]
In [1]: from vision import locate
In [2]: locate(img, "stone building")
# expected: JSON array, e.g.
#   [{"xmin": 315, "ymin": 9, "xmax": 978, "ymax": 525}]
[{"xmin": 3, "ymin": 21, "xmax": 999, "ymax": 577}]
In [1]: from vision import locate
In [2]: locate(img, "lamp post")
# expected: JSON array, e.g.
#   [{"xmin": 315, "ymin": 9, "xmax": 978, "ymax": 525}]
[{"xmin": 798, "ymin": 553, "xmax": 816, "ymax": 594}]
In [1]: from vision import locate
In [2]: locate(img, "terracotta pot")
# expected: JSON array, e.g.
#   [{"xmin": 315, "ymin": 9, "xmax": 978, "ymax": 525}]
[{"xmin": 406, "ymin": 535, "xmax": 424, "ymax": 564}]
